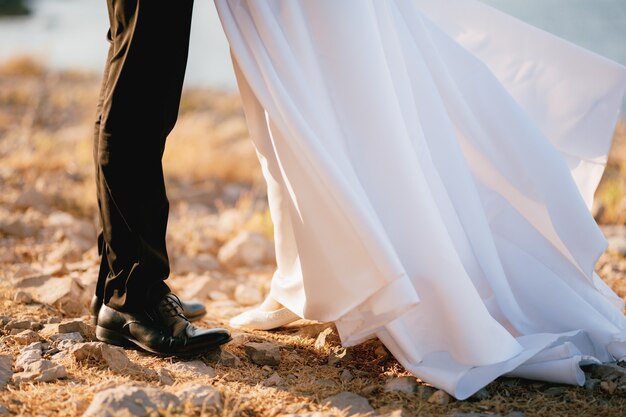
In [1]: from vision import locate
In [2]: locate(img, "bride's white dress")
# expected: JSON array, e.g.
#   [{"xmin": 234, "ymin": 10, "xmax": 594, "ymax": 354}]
[{"xmin": 215, "ymin": 0, "xmax": 626, "ymax": 399}]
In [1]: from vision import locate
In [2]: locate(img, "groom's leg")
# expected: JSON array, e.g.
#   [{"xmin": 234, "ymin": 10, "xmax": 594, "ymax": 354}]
[{"xmin": 94, "ymin": 0, "xmax": 194, "ymax": 312}]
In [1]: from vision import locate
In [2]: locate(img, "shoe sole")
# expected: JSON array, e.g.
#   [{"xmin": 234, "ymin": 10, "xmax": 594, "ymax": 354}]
[{"xmin": 95, "ymin": 325, "xmax": 231, "ymax": 357}]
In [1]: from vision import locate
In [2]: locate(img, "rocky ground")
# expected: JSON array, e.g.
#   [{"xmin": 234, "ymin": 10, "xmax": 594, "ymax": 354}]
[{"xmin": 1, "ymin": 57, "xmax": 626, "ymax": 417}]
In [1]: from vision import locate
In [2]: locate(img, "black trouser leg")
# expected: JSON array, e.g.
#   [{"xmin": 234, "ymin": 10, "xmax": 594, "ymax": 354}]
[{"xmin": 93, "ymin": 0, "xmax": 194, "ymax": 312}]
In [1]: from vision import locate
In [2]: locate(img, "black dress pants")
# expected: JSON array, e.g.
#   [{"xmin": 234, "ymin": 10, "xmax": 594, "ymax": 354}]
[{"xmin": 93, "ymin": 0, "xmax": 194, "ymax": 312}]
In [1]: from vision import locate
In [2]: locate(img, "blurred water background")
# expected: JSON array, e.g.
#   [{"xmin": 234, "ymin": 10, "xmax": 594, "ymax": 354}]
[{"xmin": 0, "ymin": 0, "xmax": 625, "ymax": 96}]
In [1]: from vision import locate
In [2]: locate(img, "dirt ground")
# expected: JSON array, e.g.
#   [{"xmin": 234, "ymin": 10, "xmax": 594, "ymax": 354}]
[{"xmin": 1, "ymin": 57, "xmax": 626, "ymax": 417}]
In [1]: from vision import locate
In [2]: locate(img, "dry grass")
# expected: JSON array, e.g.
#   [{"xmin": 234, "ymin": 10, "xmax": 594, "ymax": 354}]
[
  {"xmin": 2, "ymin": 275, "xmax": 626, "ymax": 417},
  {"xmin": 1, "ymin": 57, "xmax": 625, "ymax": 417}
]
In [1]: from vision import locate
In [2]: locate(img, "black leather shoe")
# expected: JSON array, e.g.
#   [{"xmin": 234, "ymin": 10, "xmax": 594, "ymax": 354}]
[
  {"xmin": 95, "ymin": 293, "xmax": 231, "ymax": 356},
  {"xmin": 90, "ymin": 295, "xmax": 206, "ymax": 324}
]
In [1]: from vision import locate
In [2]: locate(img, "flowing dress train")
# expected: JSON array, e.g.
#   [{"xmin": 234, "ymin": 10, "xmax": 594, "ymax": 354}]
[{"xmin": 215, "ymin": 0, "xmax": 626, "ymax": 399}]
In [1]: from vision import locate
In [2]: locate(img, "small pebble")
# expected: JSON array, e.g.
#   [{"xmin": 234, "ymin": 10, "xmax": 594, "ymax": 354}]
[
  {"xmin": 374, "ymin": 345, "xmax": 389, "ymax": 360},
  {"xmin": 362, "ymin": 384, "xmax": 380, "ymax": 396},
  {"xmin": 219, "ymin": 351, "xmax": 241, "ymax": 367},
  {"xmin": 157, "ymin": 368, "xmax": 175, "ymax": 386},
  {"xmin": 600, "ymin": 380, "xmax": 617, "ymax": 395},
  {"xmin": 584, "ymin": 378, "xmax": 601, "ymax": 391},
  {"xmin": 12, "ymin": 330, "xmax": 40, "ymax": 345},
  {"xmin": 244, "ymin": 342, "xmax": 281, "ymax": 367},
  {"xmin": 427, "ymin": 389, "xmax": 452, "ymax": 405},
  {"xmin": 263, "ymin": 372, "xmax": 284, "ymax": 387},
  {"xmin": 543, "ymin": 386, "xmax": 567, "ymax": 397},
  {"xmin": 340, "ymin": 369, "xmax": 353, "ymax": 383},
  {"xmin": 315, "ymin": 378, "xmax": 337, "ymax": 387},
  {"xmin": 5, "ymin": 320, "xmax": 32, "ymax": 331},
  {"xmin": 14, "ymin": 291, "xmax": 32, "ymax": 304}
]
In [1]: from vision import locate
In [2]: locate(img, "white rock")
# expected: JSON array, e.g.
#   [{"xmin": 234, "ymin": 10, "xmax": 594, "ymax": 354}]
[
  {"xmin": 169, "ymin": 274, "xmax": 217, "ymax": 301},
  {"xmin": 96, "ymin": 344, "xmax": 133, "ymax": 372},
  {"xmin": 427, "ymin": 389, "xmax": 452, "ymax": 405},
  {"xmin": 244, "ymin": 342, "xmax": 281, "ymax": 366},
  {"xmin": 47, "ymin": 211, "xmax": 76, "ymax": 227},
  {"xmin": 42, "ymin": 262, "xmax": 70, "ymax": 277},
  {"xmin": 176, "ymin": 384, "xmax": 223, "ymax": 409},
  {"xmin": 4, "ymin": 319, "xmax": 32, "ymax": 331},
  {"xmin": 72, "ymin": 342, "xmax": 132, "ymax": 372},
  {"xmin": 263, "ymin": 372, "xmax": 284, "ymax": 387},
  {"xmin": 56, "ymin": 319, "xmax": 95, "ymax": 339},
  {"xmin": 31, "ymin": 277, "xmax": 88, "ymax": 316},
  {"xmin": 384, "ymin": 376, "xmax": 419, "ymax": 394},
  {"xmin": 381, "ymin": 410, "xmax": 413, "ymax": 417},
  {"xmin": 218, "ymin": 231, "xmax": 275, "ymax": 268},
  {"xmin": 219, "ymin": 350, "xmax": 242, "ymax": 367},
  {"xmin": 209, "ymin": 299, "xmax": 241, "ymax": 318},
  {"xmin": 282, "ymin": 414, "xmax": 336, "ymax": 417},
  {"xmin": 12, "ymin": 274, "xmax": 49, "ymax": 288},
  {"xmin": 209, "ymin": 290, "xmax": 229, "ymax": 301},
  {"xmin": 173, "ymin": 254, "xmax": 220, "ymax": 275},
  {"xmin": 48, "ymin": 211, "xmax": 96, "ymax": 250},
  {"xmin": 600, "ymin": 380, "xmax": 617, "ymax": 394},
  {"xmin": 14, "ymin": 187, "xmax": 50, "ymax": 211},
  {"xmin": 12, "ymin": 329, "xmax": 40, "ymax": 345},
  {"xmin": 234, "ymin": 284, "xmax": 263, "ymax": 306},
  {"xmin": 13, "ymin": 359, "xmax": 67, "ymax": 383},
  {"xmin": 315, "ymin": 378, "xmax": 337, "ymax": 387},
  {"xmin": 0, "ymin": 220, "xmax": 35, "ymax": 238},
  {"xmin": 607, "ymin": 236, "xmax": 626, "ymax": 256},
  {"xmin": 168, "ymin": 360, "xmax": 216, "ymax": 378},
  {"xmin": 228, "ymin": 331, "xmax": 251, "ymax": 347},
  {"xmin": 49, "ymin": 332, "xmax": 84, "ymax": 345},
  {"xmin": 157, "ymin": 368, "xmax": 175, "ymax": 386},
  {"xmin": 15, "ymin": 346, "xmax": 43, "ymax": 371},
  {"xmin": 216, "ymin": 209, "xmax": 247, "ymax": 235},
  {"xmin": 13, "ymin": 265, "xmax": 40, "ymax": 279},
  {"xmin": 48, "ymin": 212, "xmax": 95, "ymax": 239},
  {"xmin": 82, "ymin": 385, "xmax": 181, "ymax": 417},
  {"xmin": 0, "ymin": 356, "xmax": 12, "ymax": 388},
  {"xmin": 417, "ymin": 385, "xmax": 437, "ymax": 400},
  {"xmin": 13, "ymin": 290, "xmax": 33, "ymax": 304},
  {"xmin": 323, "ymin": 392, "xmax": 375, "ymax": 416},
  {"xmin": 340, "ymin": 369, "xmax": 354, "ymax": 383},
  {"xmin": 601, "ymin": 225, "xmax": 626, "ymax": 238},
  {"xmin": 47, "ymin": 239, "xmax": 87, "ymax": 263},
  {"xmin": 21, "ymin": 341, "xmax": 45, "ymax": 351}
]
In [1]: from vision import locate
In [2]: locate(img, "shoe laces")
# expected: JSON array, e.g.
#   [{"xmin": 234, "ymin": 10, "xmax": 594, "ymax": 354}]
[{"xmin": 160, "ymin": 293, "xmax": 185, "ymax": 318}]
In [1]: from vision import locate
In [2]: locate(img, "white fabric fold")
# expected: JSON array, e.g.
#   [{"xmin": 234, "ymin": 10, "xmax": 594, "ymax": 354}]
[{"xmin": 215, "ymin": 0, "xmax": 626, "ymax": 400}]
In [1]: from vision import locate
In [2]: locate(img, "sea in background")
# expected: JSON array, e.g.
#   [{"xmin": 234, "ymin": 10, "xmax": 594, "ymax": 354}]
[{"xmin": 0, "ymin": 0, "xmax": 625, "ymax": 106}]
